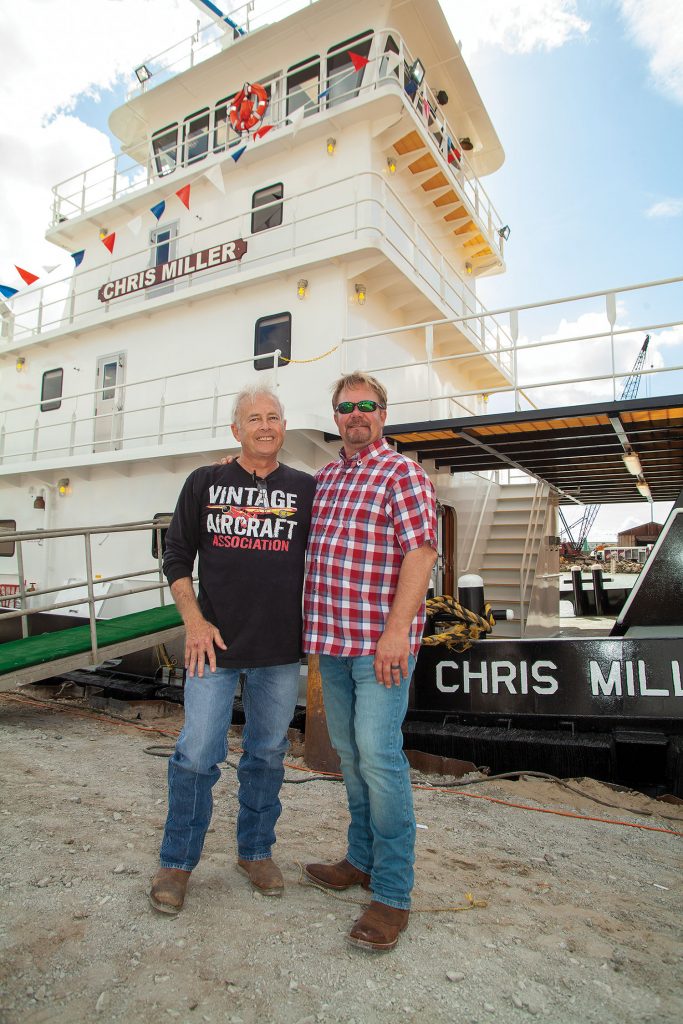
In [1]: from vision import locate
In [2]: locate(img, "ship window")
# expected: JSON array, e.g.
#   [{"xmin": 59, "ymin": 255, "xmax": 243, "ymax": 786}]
[
  {"xmin": 326, "ymin": 32, "xmax": 372, "ymax": 107},
  {"xmin": 379, "ymin": 34, "xmax": 400, "ymax": 80},
  {"xmin": 101, "ymin": 361, "xmax": 118, "ymax": 402},
  {"xmin": 0, "ymin": 520, "xmax": 16, "ymax": 558},
  {"xmin": 251, "ymin": 183, "xmax": 283, "ymax": 234},
  {"xmin": 150, "ymin": 223, "xmax": 178, "ymax": 267},
  {"xmin": 287, "ymin": 56, "xmax": 320, "ymax": 119},
  {"xmin": 183, "ymin": 107, "xmax": 210, "ymax": 165},
  {"xmin": 254, "ymin": 312, "xmax": 291, "ymax": 371},
  {"xmin": 40, "ymin": 368, "xmax": 64, "ymax": 412},
  {"xmin": 152, "ymin": 123, "xmax": 179, "ymax": 176},
  {"xmin": 151, "ymin": 512, "xmax": 172, "ymax": 559},
  {"xmin": 214, "ymin": 95, "xmax": 234, "ymax": 152}
]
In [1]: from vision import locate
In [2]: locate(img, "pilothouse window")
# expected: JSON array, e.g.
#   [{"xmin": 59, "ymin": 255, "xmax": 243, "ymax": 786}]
[
  {"xmin": 326, "ymin": 32, "xmax": 372, "ymax": 107},
  {"xmin": 183, "ymin": 108, "xmax": 210, "ymax": 164},
  {"xmin": 287, "ymin": 57, "xmax": 320, "ymax": 118},
  {"xmin": 152, "ymin": 123, "xmax": 179, "ymax": 176}
]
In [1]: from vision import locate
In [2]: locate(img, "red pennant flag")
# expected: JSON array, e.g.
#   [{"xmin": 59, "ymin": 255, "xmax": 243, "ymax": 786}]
[
  {"xmin": 254, "ymin": 123, "xmax": 274, "ymax": 141},
  {"xmin": 176, "ymin": 184, "xmax": 191, "ymax": 209},
  {"xmin": 15, "ymin": 265, "xmax": 39, "ymax": 285},
  {"xmin": 447, "ymin": 146, "xmax": 460, "ymax": 165},
  {"xmin": 348, "ymin": 51, "xmax": 370, "ymax": 72},
  {"xmin": 101, "ymin": 232, "xmax": 116, "ymax": 254}
]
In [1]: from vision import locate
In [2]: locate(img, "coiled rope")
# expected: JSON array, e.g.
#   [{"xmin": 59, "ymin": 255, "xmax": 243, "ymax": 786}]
[{"xmin": 421, "ymin": 595, "xmax": 495, "ymax": 653}]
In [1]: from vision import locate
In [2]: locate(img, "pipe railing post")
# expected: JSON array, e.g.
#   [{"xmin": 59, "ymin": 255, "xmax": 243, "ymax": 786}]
[
  {"xmin": 16, "ymin": 540, "xmax": 29, "ymax": 639},
  {"xmin": 83, "ymin": 532, "xmax": 99, "ymax": 663}
]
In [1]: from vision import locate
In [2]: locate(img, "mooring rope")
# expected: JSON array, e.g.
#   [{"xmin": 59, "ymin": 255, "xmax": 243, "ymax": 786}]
[{"xmin": 421, "ymin": 595, "xmax": 496, "ymax": 653}]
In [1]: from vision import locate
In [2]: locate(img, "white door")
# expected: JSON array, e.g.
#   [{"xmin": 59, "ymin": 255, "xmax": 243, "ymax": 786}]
[{"xmin": 94, "ymin": 353, "xmax": 126, "ymax": 452}]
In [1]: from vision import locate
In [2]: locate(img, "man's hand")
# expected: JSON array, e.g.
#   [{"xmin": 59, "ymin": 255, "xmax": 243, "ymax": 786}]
[
  {"xmin": 184, "ymin": 614, "xmax": 227, "ymax": 678},
  {"xmin": 374, "ymin": 626, "xmax": 410, "ymax": 688}
]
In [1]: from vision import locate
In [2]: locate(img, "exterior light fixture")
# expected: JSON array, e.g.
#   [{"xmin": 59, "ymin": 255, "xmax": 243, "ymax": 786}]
[
  {"xmin": 636, "ymin": 479, "xmax": 652, "ymax": 499},
  {"xmin": 386, "ymin": 156, "xmax": 397, "ymax": 174},
  {"xmin": 409, "ymin": 59, "xmax": 425, "ymax": 87},
  {"xmin": 465, "ymin": 262, "xmax": 473, "ymax": 275},
  {"xmin": 498, "ymin": 225, "xmax": 511, "ymax": 241},
  {"xmin": 436, "ymin": 90, "xmax": 449, "ymax": 106},
  {"xmin": 33, "ymin": 494, "xmax": 46, "ymax": 511},
  {"xmin": 622, "ymin": 452, "xmax": 642, "ymax": 476},
  {"xmin": 134, "ymin": 64, "xmax": 152, "ymax": 84},
  {"xmin": 327, "ymin": 137, "xmax": 336, "ymax": 155},
  {"xmin": 355, "ymin": 283, "xmax": 367, "ymax": 305},
  {"xmin": 459, "ymin": 137, "xmax": 474, "ymax": 151},
  {"xmin": 297, "ymin": 279, "xmax": 308, "ymax": 300},
  {"xmin": 98, "ymin": 228, "xmax": 108, "ymax": 240},
  {"xmin": 15, "ymin": 356, "xmax": 26, "ymax": 373},
  {"xmin": 57, "ymin": 478, "xmax": 71, "ymax": 497}
]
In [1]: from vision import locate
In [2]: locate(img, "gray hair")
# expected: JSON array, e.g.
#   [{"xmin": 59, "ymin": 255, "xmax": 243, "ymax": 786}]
[{"xmin": 231, "ymin": 384, "xmax": 285, "ymax": 427}]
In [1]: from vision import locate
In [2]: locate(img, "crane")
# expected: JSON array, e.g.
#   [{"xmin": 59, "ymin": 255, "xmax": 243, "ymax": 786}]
[{"xmin": 560, "ymin": 335, "xmax": 650, "ymax": 555}]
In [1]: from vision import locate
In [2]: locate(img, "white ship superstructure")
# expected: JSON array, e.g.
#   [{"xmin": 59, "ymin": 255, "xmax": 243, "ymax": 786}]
[{"xmin": 1, "ymin": 0, "xmax": 680, "ymax": 650}]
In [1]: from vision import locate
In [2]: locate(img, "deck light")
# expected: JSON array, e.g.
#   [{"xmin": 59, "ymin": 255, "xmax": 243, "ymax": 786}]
[
  {"xmin": 57, "ymin": 478, "xmax": 71, "ymax": 497},
  {"xmin": 327, "ymin": 137, "xmax": 336, "ymax": 155},
  {"xmin": 15, "ymin": 356, "xmax": 26, "ymax": 373},
  {"xmin": 355, "ymin": 283, "xmax": 367, "ymax": 305},
  {"xmin": 386, "ymin": 156, "xmax": 397, "ymax": 174},
  {"xmin": 498, "ymin": 225, "xmax": 511, "ymax": 241},
  {"xmin": 465, "ymin": 262, "xmax": 473, "ymax": 275},
  {"xmin": 408, "ymin": 59, "xmax": 425, "ymax": 88},
  {"xmin": 134, "ymin": 64, "xmax": 152, "ymax": 84},
  {"xmin": 33, "ymin": 493, "xmax": 46, "ymax": 511},
  {"xmin": 636, "ymin": 479, "xmax": 652, "ymax": 500},
  {"xmin": 297, "ymin": 279, "xmax": 308, "ymax": 300},
  {"xmin": 459, "ymin": 137, "xmax": 474, "ymax": 151},
  {"xmin": 622, "ymin": 452, "xmax": 642, "ymax": 476}
]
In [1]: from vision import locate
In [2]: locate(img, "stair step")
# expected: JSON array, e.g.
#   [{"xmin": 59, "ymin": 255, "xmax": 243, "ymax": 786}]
[
  {"xmin": 482, "ymin": 555, "xmax": 523, "ymax": 569},
  {"xmin": 486, "ymin": 540, "xmax": 525, "ymax": 554},
  {"xmin": 491, "ymin": 524, "xmax": 528, "ymax": 538},
  {"xmin": 480, "ymin": 569, "xmax": 520, "ymax": 584}
]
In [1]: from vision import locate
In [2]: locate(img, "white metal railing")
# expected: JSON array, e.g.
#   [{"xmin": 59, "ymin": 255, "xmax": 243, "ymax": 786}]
[
  {"xmin": 0, "ymin": 521, "xmax": 175, "ymax": 661},
  {"xmin": 518, "ymin": 481, "xmax": 548, "ymax": 635},
  {"xmin": 47, "ymin": 24, "xmax": 505, "ymax": 252},
  {"xmin": 1, "ymin": 275, "xmax": 681, "ymax": 468},
  {"xmin": 3, "ymin": 170, "xmax": 506, "ymax": 356}
]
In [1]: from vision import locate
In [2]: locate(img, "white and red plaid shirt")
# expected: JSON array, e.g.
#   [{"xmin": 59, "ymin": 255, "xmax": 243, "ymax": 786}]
[{"xmin": 303, "ymin": 438, "xmax": 437, "ymax": 657}]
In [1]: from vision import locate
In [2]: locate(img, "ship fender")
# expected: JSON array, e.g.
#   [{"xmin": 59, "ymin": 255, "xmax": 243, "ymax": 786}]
[{"xmin": 230, "ymin": 82, "xmax": 269, "ymax": 133}]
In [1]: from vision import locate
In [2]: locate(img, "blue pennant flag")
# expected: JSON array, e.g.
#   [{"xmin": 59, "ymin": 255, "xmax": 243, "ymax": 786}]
[
  {"xmin": 70, "ymin": 250, "xmax": 85, "ymax": 268},
  {"xmin": 231, "ymin": 145, "xmax": 247, "ymax": 163},
  {"xmin": 0, "ymin": 284, "xmax": 19, "ymax": 299},
  {"xmin": 150, "ymin": 200, "xmax": 166, "ymax": 221},
  {"xmin": 317, "ymin": 86, "xmax": 331, "ymax": 100}
]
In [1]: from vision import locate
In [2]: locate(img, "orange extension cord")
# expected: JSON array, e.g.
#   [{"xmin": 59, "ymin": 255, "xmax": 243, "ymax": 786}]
[{"xmin": 3, "ymin": 691, "xmax": 682, "ymax": 838}]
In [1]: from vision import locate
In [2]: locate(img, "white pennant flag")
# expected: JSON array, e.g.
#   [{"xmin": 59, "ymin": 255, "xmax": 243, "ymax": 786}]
[
  {"xmin": 127, "ymin": 215, "xmax": 143, "ymax": 236},
  {"xmin": 288, "ymin": 105, "xmax": 306, "ymax": 136},
  {"xmin": 384, "ymin": 51, "xmax": 401, "ymax": 76},
  {"xmin": 204, "ymin": 164, "xmax": 226, "ymax": 194}
]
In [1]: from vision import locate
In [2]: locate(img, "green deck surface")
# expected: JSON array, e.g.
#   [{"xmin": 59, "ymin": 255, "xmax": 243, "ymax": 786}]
[{"xmin": 0, "ymin": 606, "xmax": 182, "ymax": 676}]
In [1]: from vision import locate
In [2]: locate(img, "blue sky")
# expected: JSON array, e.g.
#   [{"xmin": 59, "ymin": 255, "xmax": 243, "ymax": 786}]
[{"xmin": 1, "ymin": 0, "xmax": 681, "ymax": 539}]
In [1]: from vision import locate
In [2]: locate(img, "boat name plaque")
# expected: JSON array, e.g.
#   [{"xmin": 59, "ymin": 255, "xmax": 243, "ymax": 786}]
[{"xmin": 98, "ymin": 239, "xmax": 248, "ymax": 302}]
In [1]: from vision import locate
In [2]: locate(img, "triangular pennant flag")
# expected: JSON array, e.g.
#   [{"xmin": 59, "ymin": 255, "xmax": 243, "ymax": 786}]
[
  {"xmin": 317, "ymin": 85, "xmax": 331, "ymax": 101},
  {"xmin": 231, "ymin": 145, "xmax": 247, "ymax": 163},
  {"xmin": 348, "ymin": 51, "xmax": 370, "ymax": 72},
  {"xmin": 447, "ymin": 144, "xmax": 460, "ymax": 165},
  {"xmin": 204, "ymin": 164, "xmax": 225, "ymax": 193},
  {"xmin": 42, "ymin": 265, "xmax": 59, "ymax": 275},
  {"xmin": 150, "ymin": 200, "xmax": 166, "ymax": 221},
  {"xmin": 71, "ymin": 250, "xmax": 85, "ymax": 268},
  {"xmin": 288, "ymin": 106, "xmax": 305, "ymax": 134},
  {"xmin": 101, "ymin": 232, "xmax": 116, "ymax": 254},
  {"xmin": 253, "ymin": 123, "xmax": 274, "ymax": 141},
  {"xmin": 15, "ymin": 265, "xmax": 39, "ymax": 285},
  {"xmin": 127, "ymin": 216, "xmax": 142, "ymax": 237},
  {"xmin": 422, "ymin": 97, "xmax": 430, "ymax": 121},
  {"xmin": 176, "ymin": 184, "xmax": 191, "ymax": 209},
  {"xmin": 384, "ymin": 51, "xmax": 401, "ymax": 75},
  {"xmin": 0, "ymin": 284, "xmax": 18, "ymax": 299}
]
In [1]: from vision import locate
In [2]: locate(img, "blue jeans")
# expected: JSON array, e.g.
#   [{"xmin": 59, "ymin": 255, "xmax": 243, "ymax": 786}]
[
  {"xmin": 319, "ymin": 654, "xmax": 416, "ymax": 911},
  {"xmin": 160, "ymin": 663, "xmax": 300, "ymax": 870}
]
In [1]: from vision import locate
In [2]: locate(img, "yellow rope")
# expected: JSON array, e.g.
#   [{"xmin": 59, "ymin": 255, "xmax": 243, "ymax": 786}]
[
  {"xmin": 279, "ymin": 343, "xmax": 339, "ymax": 364},
  {"xmin": 421, "ymin": 595, "xmax": 496, "ymax": 653}
]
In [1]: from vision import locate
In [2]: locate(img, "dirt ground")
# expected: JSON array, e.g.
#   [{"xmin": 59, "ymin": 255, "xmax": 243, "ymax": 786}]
[{"xmin": 1, "ymin": 689, "xmax": 681, "ymax": 1024}]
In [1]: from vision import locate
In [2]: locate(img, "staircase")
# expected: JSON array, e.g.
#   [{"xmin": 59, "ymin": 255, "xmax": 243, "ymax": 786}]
[{"xmin": 479, "ymin": 482, "xmax": 547, "ymax": 637}]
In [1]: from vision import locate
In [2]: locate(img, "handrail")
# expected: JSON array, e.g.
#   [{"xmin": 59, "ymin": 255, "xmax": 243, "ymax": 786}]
[{"xmin": 518, "ymin": 481, "xmax": 547, "ymax": 636}]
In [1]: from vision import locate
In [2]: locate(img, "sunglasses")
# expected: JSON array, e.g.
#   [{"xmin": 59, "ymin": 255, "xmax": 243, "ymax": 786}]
[{"xmin": 335, "ymin": 400, "xmax": 386, "ymax": 414}]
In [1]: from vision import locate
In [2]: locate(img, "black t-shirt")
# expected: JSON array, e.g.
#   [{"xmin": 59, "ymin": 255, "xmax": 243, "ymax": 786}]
[{"xmin": 163, "ymin": 461, "xmax": 315, "ymax": 667}]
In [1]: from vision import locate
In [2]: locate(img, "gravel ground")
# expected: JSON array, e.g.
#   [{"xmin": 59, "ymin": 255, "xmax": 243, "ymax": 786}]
[{"xmin": 0, "ymin": 690, "xmax": 681, "ymax": 1024}]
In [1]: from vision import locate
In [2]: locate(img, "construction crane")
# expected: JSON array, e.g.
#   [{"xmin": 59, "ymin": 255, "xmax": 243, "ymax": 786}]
[{"xmin": 560, "ymin": 335, "xmax": 650, "ymax": 555}]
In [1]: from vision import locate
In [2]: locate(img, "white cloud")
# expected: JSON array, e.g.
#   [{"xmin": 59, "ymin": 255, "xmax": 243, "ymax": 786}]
[
  {"xmin": 442, "ymin": 0, "xmax": 590, "ymax": 56},
  {"xmin": 0, "ymin": 0, "xmax": 198, "ymax": 282},
  {"xmin": 618, "ymin": 0, "xmax": 683, "ymax": 105},
  {"xmin": 645, "ymin": 198, "xmax": 683, "ymax": 218}
]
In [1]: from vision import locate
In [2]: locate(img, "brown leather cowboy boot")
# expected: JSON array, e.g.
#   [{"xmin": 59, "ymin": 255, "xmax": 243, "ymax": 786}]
[
  {"xmin": 148, "ymin": 868, "xmax": 191, "ymax": 914},
  {"xmin": 304, "ymin": 858, "xmax": 371, "ymax": 891},
  {"xmin": 236, "ymin": 857, "xmax": 284, "ymax": 896},
  {"xmin": 347, "ymin": 900, "xmax": 409, "ymax": 951}
]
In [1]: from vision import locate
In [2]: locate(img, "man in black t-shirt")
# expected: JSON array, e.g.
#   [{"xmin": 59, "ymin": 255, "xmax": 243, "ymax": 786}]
[{"xmin": 149, "ymin": 384, "xmax": 315, "ymax": 915}]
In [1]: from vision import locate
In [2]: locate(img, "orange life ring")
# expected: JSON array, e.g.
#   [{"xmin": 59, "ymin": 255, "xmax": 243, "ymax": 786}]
[{"xmin": 229, "ymin": 82, "xmax": 269, "ymax": 134}]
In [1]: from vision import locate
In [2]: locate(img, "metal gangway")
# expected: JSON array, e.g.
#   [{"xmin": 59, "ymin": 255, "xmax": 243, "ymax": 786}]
[{"xmin": 0, "ymin": 520, "xmax": 183, "ymax": 689}]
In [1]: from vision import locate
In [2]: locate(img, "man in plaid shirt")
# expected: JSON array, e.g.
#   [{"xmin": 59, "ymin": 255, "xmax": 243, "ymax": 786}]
[{"xmin": 304, "ymin": 372, "xmax": 437, "ymax": 951}]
